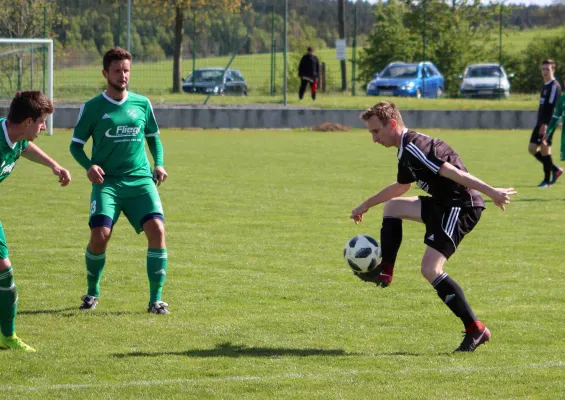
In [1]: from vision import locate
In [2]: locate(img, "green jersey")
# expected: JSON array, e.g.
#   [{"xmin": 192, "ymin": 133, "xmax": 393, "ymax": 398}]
[
  {"xmin": 72, "ymin": 91, "xmax": 160, "ymax": 178},
  {"xmin": 548, "ymin": 93, "xmax": 565, "ymax": 136},
  {"xmin": 0, "ymin": 118, "xmax": 29, "ymax": 184}
]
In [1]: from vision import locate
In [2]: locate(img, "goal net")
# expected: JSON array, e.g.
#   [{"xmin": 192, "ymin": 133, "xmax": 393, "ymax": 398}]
[{"xmin": 0, "ymin": 39, "xmax": 54, "ymax": 135}]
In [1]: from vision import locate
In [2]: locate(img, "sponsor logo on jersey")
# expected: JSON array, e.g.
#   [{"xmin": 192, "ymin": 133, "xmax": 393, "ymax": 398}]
[
  {"xmin": 0, "ymin": 160, "xmax": 16, "ymax": 176},
  {"xmin": 105, "ymin": 125, "xmax": 141, "ymax": 138},
  {"xmin": 102, "ymin": 114, "xmax": 111, "ymax": 119}
]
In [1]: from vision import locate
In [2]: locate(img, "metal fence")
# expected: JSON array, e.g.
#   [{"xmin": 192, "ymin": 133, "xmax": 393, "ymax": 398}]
[{"xmin": 0, "ymin": 0, "xmax": 563, "ymax": 103}]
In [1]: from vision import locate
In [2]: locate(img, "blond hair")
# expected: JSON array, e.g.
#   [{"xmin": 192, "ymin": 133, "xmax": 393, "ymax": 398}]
[{"xmin": 360, "ymin": 101, "xmax": 405, "ymax": 127}]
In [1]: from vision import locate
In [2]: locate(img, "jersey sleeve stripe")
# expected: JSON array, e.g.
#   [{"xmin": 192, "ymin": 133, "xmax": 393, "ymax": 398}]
[
  {"xmin": 550, "ymin": 85, "xmax": 558, "ymax": 104},
  {"xmin": 406, "ymin": 143, "xmax": 440, "ymax": 174},
  {"xmin": 72, "ymin": 137, "xmax": 87, "ymax": 145},
  {"xmin": 76, "ymin": 103, "xmax": 86, "ymax": 123},
  {"xmin": 145, "ymin": 131, "xmax": 160, "ymax": 137}
]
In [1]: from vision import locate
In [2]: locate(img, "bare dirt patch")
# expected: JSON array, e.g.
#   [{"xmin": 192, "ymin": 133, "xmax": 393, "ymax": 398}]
[{"xmin": 311, "ymin": 122, "xmax": 351, "ymax": 132}]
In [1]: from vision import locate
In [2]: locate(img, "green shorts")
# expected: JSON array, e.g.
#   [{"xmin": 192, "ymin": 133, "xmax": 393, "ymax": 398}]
[
  {"xmin": 89, "ymin": 176, "xmax": 164, "ymax": 234},
  {"xmin": 0, "ymin": 221, "xmax": 8, "ymax": 259}
]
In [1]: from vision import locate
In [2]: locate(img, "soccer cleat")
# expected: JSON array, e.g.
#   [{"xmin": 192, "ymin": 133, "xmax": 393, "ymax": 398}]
[
  {"xmin": 79, "ymin": 295, "xmax": 98, "ymax": 310},
  {"xmin": 551, "ymin": 168, "xmax": 563, "ymax": 184},
  {"xmin": 148, "ymin": 301, "xmax": 170, "ymax": 315},
  {"xmin": 454, "ymin": 325, "xmax": 491, "ymax": 352},
  {"xmin": 0, "ymin": 334, "xmax": 36, "ymax": 352},
  {"xmin": 355, "ymin": 262, "xmax": 394, "ymax": 288},
  {"xmin": 537, "ymin": 181, "xmax": 552, "ymax": 188}
]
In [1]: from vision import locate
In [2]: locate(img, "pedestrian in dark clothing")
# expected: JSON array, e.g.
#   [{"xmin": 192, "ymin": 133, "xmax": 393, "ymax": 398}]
[{"xmin": 298, "ymin": 47, "xmax": 320, "ymax": 101}]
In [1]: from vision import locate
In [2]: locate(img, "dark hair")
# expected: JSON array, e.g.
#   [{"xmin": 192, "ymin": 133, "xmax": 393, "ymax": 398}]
[
  {"xmin": 542, "ymin": 59, "xmax": 556, "ymax": 69},
  {"xmin": 307, "ymin": 47, "xmax": 313, "ymax": 52},
  {"xmin": 7, "ymin": 91, "xmax": 54, "ymax": 124},
  {"xmin": 360, "ymin": 101, "xmax": 405, "ymax": 127},
  {"xmin": 103, "ymin": 47, "xmax": 132, "ymax": 71}
]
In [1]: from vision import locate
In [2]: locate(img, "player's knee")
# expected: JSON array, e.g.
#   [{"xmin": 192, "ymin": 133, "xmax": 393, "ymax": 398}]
[
  {"xmin": 420, "ymin": 264, "xmax": 442, "ymax": 283},
  {"xmin": 142, "ymin": 216, "xmax": 165, "ymax": 239},
  {"xmin": 0, "ymin": 258, "xmax": 11, "ymax": 270},
  {"xmin": 89, "ymin": 227, "xmax": 111, "ymax": 251}
]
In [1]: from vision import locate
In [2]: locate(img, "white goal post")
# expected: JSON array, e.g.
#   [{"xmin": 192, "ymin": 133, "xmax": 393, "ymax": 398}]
[{"xmin": 0, "ymin": 38, "xmax": 54, "ymax": 135}]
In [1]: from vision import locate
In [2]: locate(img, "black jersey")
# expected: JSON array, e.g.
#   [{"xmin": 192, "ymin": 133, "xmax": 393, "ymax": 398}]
[
  {"xmin": 537, "ymin": 79, "xmax": 561, "ymax": 125},
  {"xmin": 397, "ymin": 129, "xmax": 485, "ymax": 208}
]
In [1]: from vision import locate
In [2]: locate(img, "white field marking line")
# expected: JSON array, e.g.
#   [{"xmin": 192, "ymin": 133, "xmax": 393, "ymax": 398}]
[{"xmin": 4, "ymin": 360, "xmax": 564, "ymax": 392}]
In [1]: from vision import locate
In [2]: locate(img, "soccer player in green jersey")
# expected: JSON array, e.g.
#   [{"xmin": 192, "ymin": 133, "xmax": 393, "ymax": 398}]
[
  {"xmin": 547, "ymin": 74, "xmax": 565, "ymax": 164},
  {"xmin": 0, "ymin": 91, "xmax": 72, "ymax": 352},
  {"xmin": 70, "ymin": 47, "xmax": 170, "ymax": 315}
]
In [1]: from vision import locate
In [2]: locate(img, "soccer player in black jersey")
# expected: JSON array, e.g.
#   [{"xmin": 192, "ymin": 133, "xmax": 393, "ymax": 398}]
[
  {"xmin": 350, "ymin": 102, "xmax": 517, "ymax": 352},
  {"xmin": 528, "ymin": 59, "xmax": 562, "ymax": 187}
]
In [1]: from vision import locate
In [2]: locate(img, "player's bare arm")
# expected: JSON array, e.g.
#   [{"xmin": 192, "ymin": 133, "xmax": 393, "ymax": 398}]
[
  {"xmin": 350, "ymin": 182, "xmax": 411, "ymax": 223},
  {"xmin": 87, "ymin": 165, "xmax": 105, "ymax": 184},
  {"xmin": 439, "ymin": 162, "xmax": 517, "ymax": 210},
  {"xmin": 22, "ymin": 142, "xmax": 72, "ymax": 186},
  {"xmin": 153, "ymin": 166, "xmax": 168, "ymax": 186}
]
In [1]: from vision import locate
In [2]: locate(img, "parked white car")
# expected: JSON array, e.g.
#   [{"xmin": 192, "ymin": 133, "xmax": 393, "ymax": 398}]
[{"xmin": 459, "ymin": 63, "xmax": 513, "ymax": 99}]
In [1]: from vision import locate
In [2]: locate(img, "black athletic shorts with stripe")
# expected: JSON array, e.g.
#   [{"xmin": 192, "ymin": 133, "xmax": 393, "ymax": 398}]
[
  {"xmin": 530, "ymin": 124, "xmax": 553, "ymax": 146},
  {"xmin": 420, "ymin": 196, "xmax": 483, "ymax": 259}
]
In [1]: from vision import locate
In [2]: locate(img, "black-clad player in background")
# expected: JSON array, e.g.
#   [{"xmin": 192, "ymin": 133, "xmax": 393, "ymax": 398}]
[
  {"xmin": 528, "ymin": 59, "xmax": 562, "ymax": 187},
  {"xmin": 350, "ymin": 102, "xmax": 517, "ymax": 352}
]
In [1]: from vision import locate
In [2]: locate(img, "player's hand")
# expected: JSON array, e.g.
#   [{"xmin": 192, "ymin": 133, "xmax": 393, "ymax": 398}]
[
  {"xmin": 539, "ymin": 125, "xmax": 548, "ymax": 144},
  {"xmin": 489, "ymin": 187, "xmax": 517, "ymax": 211},
  {"xmin": 52, "ymin": 166, "xmax": 71, "ymax": 187},
  {"xmin": 350, "ymin": 203, "xmax": 368, "ymax": 224},
  {"xmin": 87, "ymin": 165, "xmax": 105, "ymax": 184},
  {"xmin": 153, "ymin": 166, "xmax": 168, "ymax": 186}
]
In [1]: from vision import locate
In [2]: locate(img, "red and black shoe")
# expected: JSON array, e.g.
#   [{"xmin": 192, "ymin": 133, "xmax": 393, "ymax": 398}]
[
  {"xmin": 355, "ymin": 262, "xmax": 394, "ymax": 288},
  {"xmin": 454, "ymin": 321, "xmax": 491, "ymax": 352},
  {"xmin": 551, "ymin": 167, "xmax": 563, "ymax": 185}
]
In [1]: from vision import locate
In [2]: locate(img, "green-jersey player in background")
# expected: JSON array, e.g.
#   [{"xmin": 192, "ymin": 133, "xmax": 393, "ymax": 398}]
[
  {"xmin": 547, "ymin": 74, "xmax": 565, "ymax": 163},
  {"xmin": 0, "ymin": 91, "xmax": 72, "ymax": 351},
  {"xmin": 70, "ymin": 47, "xmax": 170, "ymax": 315}
]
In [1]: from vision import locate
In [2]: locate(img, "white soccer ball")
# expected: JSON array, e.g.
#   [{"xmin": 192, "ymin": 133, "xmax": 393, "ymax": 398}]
[{"xmin": 344, "ymin": 234, "xmax": 382, "ymax": 273}]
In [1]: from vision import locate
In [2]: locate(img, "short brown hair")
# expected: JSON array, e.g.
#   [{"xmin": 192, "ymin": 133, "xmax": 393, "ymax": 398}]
[
  {"xmin": 542, "ymin": 59, "xmax": 556, "ymax": 69},
  {"xmin": 7, "ymin": 91, "xmax": 54, "ymax": 124},
  {"xmin": 103, "ymin": 47, "xmax": 132, "ymax": 71},
  {"xmin": 360, "ymin": 101, "xmax": 405, "ymax": 127}
]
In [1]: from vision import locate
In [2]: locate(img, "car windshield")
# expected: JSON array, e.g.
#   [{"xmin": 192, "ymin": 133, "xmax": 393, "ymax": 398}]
[
  {"xmin": 380, "ymin": 65, "xmax": 419, "ymax": 78},
  {"xmin": 465, "ymin": 66, "xmax": 502, "ymax": 78},
  {"xmin": 186, "ymin": 70, "xmax": 224, "ymax": 83}
]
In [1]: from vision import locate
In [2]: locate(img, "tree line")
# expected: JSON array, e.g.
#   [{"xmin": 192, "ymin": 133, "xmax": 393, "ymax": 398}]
[{"xmin": 1, "ymin": 0, "xmax": 565, "ymax": 94}]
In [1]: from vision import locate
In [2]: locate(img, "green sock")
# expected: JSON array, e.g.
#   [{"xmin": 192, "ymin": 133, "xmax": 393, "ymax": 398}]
[
  {"xmin": 86, "ymin": 249, "xmax": 106, "ymax": 298},
  {"xmin": 0, "ymin": 266, "xmax": 16, "ymax": 337},
  {"xmin": 147, "ymin": 248, "xmax": 167, "ymax": 304}
]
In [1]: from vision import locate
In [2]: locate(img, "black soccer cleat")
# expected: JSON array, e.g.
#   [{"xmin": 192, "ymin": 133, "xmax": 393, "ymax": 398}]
[
  {"xmin": 454, "ymin": 326, "xmax": 491, "ymax": 352},
  {"xmin": 79, "ymin": 295, "xmax": 98, "ymax": 310}
]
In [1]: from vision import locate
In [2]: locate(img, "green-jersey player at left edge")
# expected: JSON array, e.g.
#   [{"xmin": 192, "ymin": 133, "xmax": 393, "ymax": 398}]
[
  {"xmin": 0, "ymin": 91, "xmax": 72, "ymax": 352},
  {"xmin": 70, "ymin": 47, "xmax": 170, "ymax": 315}
]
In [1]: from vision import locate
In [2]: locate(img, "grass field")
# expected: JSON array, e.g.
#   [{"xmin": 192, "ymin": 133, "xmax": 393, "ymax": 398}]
[{"xmin": 1, "ymin": 128, "xmax": 565, "ymax": 399}]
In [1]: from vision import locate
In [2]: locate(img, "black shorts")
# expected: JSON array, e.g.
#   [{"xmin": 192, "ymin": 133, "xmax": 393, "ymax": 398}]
[
  {"xmin": 420, "ymin": 196, "xmax": 483, "ymax": 259},
  {"xmin": 530, "ymin": 124, "xmax": 553, "ymax": 146}
]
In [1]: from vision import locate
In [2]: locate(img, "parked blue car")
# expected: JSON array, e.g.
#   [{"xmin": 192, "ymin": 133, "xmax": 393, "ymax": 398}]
[{"xmin": 366, "ymin": 62, "xmax": 444, "ymax": 98}]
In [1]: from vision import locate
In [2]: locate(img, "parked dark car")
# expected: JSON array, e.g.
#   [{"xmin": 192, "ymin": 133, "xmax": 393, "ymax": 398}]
[
  {"xmin": 366, "ymin": 61, "xmax": 444, "ymax": 98},
  {"xmin": 182, "ymin": 68, "xmax": 247, "ymax": 96}
]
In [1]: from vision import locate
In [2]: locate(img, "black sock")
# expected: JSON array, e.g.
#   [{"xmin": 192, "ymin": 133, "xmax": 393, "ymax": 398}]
[
  {"xmin": 432, "ymin": 273, "xmax": 477, "ymax": 328},
  {"xmin": 534, "ymin": 151, "xmax": 543, "ymax": 163},
  {"xmin": 542, "ymin": 155, "xmax": 553, "ymax": 182},
  {"xmin": 380, "ymin": 217, "xmax": 402, "ymax": 267}
]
